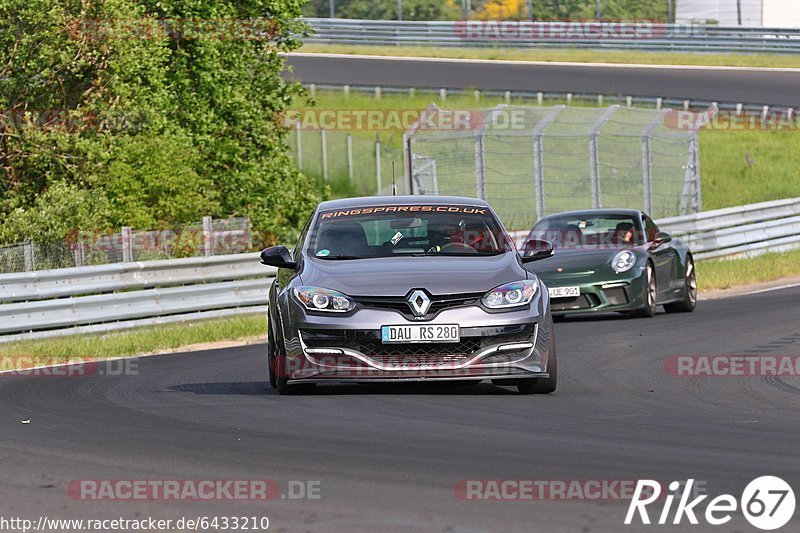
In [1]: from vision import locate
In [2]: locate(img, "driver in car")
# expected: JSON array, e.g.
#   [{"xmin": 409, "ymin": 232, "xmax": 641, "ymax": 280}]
[
  {"xmin": 613, "ymin": 222, "xmax": 636, "ymax": 245},
  {"xmin": 427, "ymin": 220, "xmax": 467, "ymax": 253}
]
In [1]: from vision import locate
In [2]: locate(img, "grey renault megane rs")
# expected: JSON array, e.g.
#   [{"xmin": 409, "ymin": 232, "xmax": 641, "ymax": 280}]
[{"xmin": 261, "ymin": 196, "xmax": 557, "ymax": 395}]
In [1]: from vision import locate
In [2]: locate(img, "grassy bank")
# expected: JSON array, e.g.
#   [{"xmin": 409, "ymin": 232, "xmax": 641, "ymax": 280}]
[
  {"xmin": 0, "ymin": 314, "xmax": 266, "ymax": 369},
  {"xmin": 697, "ymin": 249, "xmax": 800, "ymax": 291},
  {"xmin": 3, "ymin": 251, "xmax": 800, "ymax": 364},
  {"xmin": 298, "ymin": 44, "xmax": 800, "ymax": 69},
  {"xmin": 294, "ymin": 90, "xmax": 800, "ymax": 210}
]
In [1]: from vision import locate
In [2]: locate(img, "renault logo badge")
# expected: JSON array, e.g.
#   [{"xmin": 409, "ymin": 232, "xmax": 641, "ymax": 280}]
[{"xmin": 407, "ymin": 290, "xmax": 432, "ymax": 317}]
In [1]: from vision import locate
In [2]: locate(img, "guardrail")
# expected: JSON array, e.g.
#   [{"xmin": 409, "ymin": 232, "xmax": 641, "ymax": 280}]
[
  {"xmin": 657, "ymin": 197, "xmax": 800, "ymax": 260},
  {"xmin": 510, "ymin": 197, "xmax": 800, "ymax": 261},
  {"xmin": 2, "ymin": 197, "xmax": 798, "ymax": 342},
  {"xmin": 305, "ymin": 18, "xmax": 800, "ymax": 54},
  {"xmin": 0, "ymin": 254, "xmax": 274, "ymax": 343}
]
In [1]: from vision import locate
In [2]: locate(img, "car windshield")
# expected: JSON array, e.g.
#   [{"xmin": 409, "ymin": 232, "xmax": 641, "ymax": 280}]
[
  {"xmin": 530, "ymin": 214, "xmax": 644, "ymax": 250},
  {"xmin": 309, "ymin": 204, "xmax": 514, "ymax": 260}
]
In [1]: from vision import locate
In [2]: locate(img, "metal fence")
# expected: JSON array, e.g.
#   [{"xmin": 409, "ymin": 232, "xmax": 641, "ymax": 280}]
[
  {"xmin": 0, "ymin": 217, "xmax": 252, "ymax": 275},
  {"xmin": 287, "ymin": 121, "xmax": 406, "ymax": 196},
  {"xmin": 657, "ymin": 197, "xmax": 800, "ymax": 260},
  {"xmin": 305, "ymin": 18, "xmax": 800, "ymax": 54},
  {"xmin": 0, "ymin": 254, "xmax": 273, "ymax": 343},
  {"xmin": 2, "ymin": 198, "xmax": 799, "ymax": 342},
  {"xmin": 508, "ymin": 197, "xmax": 800, "ymax": 261},
  {"xmin": 405, "ymin": 104, "xmax": 701, "ymax": 231}
]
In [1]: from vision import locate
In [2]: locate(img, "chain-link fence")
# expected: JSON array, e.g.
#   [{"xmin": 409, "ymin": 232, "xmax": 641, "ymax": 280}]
[
  {"xmin": 287, "ymin": 123, "xmax": 407, "ymax": 196},
  {"xmin": 0, "ymin": 217, "xmax": 251, "ymax": 274},
  {"xmin": 406, "ymin": 104, "xmax": 701, "ymax": 231}
]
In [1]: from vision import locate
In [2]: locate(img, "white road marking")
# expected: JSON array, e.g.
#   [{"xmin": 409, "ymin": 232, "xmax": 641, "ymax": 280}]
[{"xmin": 287, "ymin": 52, "xmax": 800, "ymax": 73}]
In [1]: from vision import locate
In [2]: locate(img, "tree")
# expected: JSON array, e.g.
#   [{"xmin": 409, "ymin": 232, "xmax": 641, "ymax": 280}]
[
  {"xmin": 304, "ymin": 0, "xmax": 461, "ymax": 21},
  {"xmin": 0, "ymin": 0, "xmax": 322, "ymax": 246}
]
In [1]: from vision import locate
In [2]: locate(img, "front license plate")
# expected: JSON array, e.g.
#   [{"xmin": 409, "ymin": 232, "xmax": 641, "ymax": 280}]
[
  {"xmin": 548, "ymin": 286, "xmax": 580, "ymax": 298},
  {"xmin": 381, "ymin": 324, "xmax": 460, "ymax": 344}
]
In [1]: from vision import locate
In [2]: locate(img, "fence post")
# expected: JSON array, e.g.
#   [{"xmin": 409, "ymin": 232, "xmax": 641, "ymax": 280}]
[
  {"xmin": 403, "ymin": 131, "xmax": 412, "ymax": 195},
  {"xmin": 23, "ymin": 242, "xmax": 35, "ymax": 272},
  {"xmin": 121, "ymin": 226, "xmax": 133, "ymax": 262},
  {"xmin": 532, "ymin": 106, "xmax": 565, "ymax": 220},
  {"xmin": 74, "ymin": 240, "xmax": 85, "ymax": 268},
  {"xmin": 347, "ymin": 134, "xmax": 354, "ymax": 182},
  {"xmin": 295, "ymin": 121, "xmax": 303, "ymax": 171},
  {"xmin": 375, "ymin": 133, "xmax": 382, "ymax": 193},
  {"xmin": 642, "ymin": 110, "xmax": 667, "ymax": 215},
  {"xmin": 589, "ymin": 105, "xmax": 620, "ymax": 209},
  {"xmin": 321, "ymin": 128, "xmax": 329, "ymax": 181},
  {"xmin": 203, "ymin": 216, "xmax": 213, "ymax": 257},
  {"xmin": 692, "ymin": 134, "xmax": 703, "ymax": 212},
  {"xmin": 474, "ymin": 130, "xmax": 486, "ymax": 200}
]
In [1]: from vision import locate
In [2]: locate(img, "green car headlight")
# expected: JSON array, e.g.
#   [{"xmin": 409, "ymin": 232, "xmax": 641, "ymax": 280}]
[
  {"xmin": 482, "ymin": 280, "xmax": 538, "ymax": 309},
  {"xmin": 611, "ymin": 250, "xmax": 637, "ymax": 273},
  {"xmin": 294, "ymin": 286, "xmax": 356, "ymax": 312}
]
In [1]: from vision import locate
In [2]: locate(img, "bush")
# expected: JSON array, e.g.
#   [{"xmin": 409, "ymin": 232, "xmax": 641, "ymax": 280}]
[{"xmin": 0, "ymin": 0, "xmax": 321, "ymax": 247}]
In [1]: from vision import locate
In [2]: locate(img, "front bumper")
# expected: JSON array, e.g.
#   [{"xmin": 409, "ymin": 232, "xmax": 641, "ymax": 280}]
[
  {"xmin": 543, "ymin": 267, "xmax": 647, "ymax": 315},
  {"xmin": 278, "ymin": 296, "xmax": 553, "ymax": 383}
]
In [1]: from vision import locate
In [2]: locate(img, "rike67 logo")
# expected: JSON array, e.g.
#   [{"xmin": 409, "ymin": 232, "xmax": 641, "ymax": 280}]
[{"xmin": 626, "ymin": 477, "xmax": 795, "ymax": 530}]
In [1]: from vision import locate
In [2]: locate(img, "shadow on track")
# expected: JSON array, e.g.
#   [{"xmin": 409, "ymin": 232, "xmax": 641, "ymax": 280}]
[{"xmin": 169, "ymin": 381, "xmax": 518, "ymax": 396}]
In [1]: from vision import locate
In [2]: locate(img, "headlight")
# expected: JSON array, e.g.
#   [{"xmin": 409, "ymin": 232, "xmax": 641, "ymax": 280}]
[
  {"xmin": 482, "ymin": 280, "xmax": 538, "ymax": 309},
  {"xmin": 294, "ymin": 286, "xmax": 356, "ymax": 312},
  {"xmin": 611, "ymin": 250, "xmax": 637, "ymax": 273}
]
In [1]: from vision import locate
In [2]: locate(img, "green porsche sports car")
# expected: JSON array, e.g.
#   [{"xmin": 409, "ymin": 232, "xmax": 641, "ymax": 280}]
[{"xmin": 524, "ymin": 209, "xmax": 696, "ymax": 318}]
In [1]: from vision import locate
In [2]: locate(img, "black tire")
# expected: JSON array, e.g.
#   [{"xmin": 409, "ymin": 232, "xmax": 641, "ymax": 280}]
[
  {"xmin": 664, "ymin": 256, "xmax": 697, "ymax": 313},
  {"xmin": 270, "ymin": 319, "xmax": 316, "ymax": 395},
  {"xmin": 267, "ymin": 319, "xmax": 278, "ymax": 389},
  {"xmin": 633, "ymin": 263, "xmax": 657, "ymax": 318},
  {"xmin": 518, "ymin": 325, "xmax": 557, "ymax": 395}
]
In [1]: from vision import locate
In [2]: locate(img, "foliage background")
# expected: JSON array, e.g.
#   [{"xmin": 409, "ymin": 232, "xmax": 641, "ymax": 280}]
[
  {"xmin": 0, "ymin": 0, "xmax": 323, "ymax": 247},
  {"xmin": 303, "ymin": 0, "xmax": 673, "ymax": 21}
]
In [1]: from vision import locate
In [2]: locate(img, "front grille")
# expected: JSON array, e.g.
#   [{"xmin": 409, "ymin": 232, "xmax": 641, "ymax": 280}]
[
  {"xmin": 551, "ymin": 294, "xmax": 600, "ymax": 312},
  {"xmin": 311, "ymin": 338, "xmax": 484, "ymax": 357},
  {"xmin": 355, "ymin": 292, "xmax": 483, "ymax": 319},
  {"xmin": 301, "ymin": 324, "xmax": 535, "ymax": 363}
]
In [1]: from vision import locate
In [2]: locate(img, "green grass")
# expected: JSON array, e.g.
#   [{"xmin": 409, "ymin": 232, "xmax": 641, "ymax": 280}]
[
  {"xmin": 0, "ymin": 314, "xmax": 267, "ymax": 370},
  {"xmin": 3, "ymin": 253, "xmax": 800, "ymax": 362},
  {"xmin": 698, "ymin": 249, "xmax": 800, "ymax": 291},
  {"xmin": 299, "ymin": 43, "xmax": 800, "ymax": 69},
  {"xmin": 698, "ymin": 130, "xmax": 800, "ymax": 210},
  {"xmin": 293, "ymin": 90, "xmax": 800, "ymax": 209}
]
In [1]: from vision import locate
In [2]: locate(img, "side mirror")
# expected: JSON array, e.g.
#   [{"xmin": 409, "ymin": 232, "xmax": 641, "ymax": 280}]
[
  {"xmin": 260, "ymin": 246, "xmax": 297, "ymax": 270},
  {"xmin": 520, "ymin": 239, "xmax": 555, "ymax": 263},
  {"xmin": 651, "ymin": 232, "xmax": 672, "ymax": 248}
]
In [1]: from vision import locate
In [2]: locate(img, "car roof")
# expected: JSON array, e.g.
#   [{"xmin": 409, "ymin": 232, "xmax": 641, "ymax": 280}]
[
  {"xmin": 317, "ymin": 195, "xmax": 491, "ymax": 211},
  {"xmin": 538, "ymin": 208, "xmax": 643, "ymax": 220}
]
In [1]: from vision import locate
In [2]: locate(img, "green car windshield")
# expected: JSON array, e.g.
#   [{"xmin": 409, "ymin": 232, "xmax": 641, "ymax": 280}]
[
  {"xmin": 531, "ymin": 214, "xmax": 644, "ymax": 249},
  {"xmin": 310, "ymin": 204, "xmax": 514, "ymax": 260}
]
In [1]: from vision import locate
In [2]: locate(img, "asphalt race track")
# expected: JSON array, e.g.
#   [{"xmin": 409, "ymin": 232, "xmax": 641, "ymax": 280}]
[
  {"xmin": 2, "ymin": 285, "xmax": 799, "ymax": 531},
  {"xmin": 286, "ymin": 53, "xmax": 800, "ymax": 107}
]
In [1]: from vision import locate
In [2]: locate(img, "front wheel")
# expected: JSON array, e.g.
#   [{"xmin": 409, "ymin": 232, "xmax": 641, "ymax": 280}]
[
  {"xmin": 633, "ymin": 263, "xmax": 657, "ymax": 318},
  {"xmin": 275, "ymin": 355, "xmax": 316, "ymax": 395},
  {"xmin": 664, "ymin": 256, "xmax": 697, "ymax": 313},
  {"xmin": 518, "ymin": 340, "xmax": 557, "ymax": 395}
]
